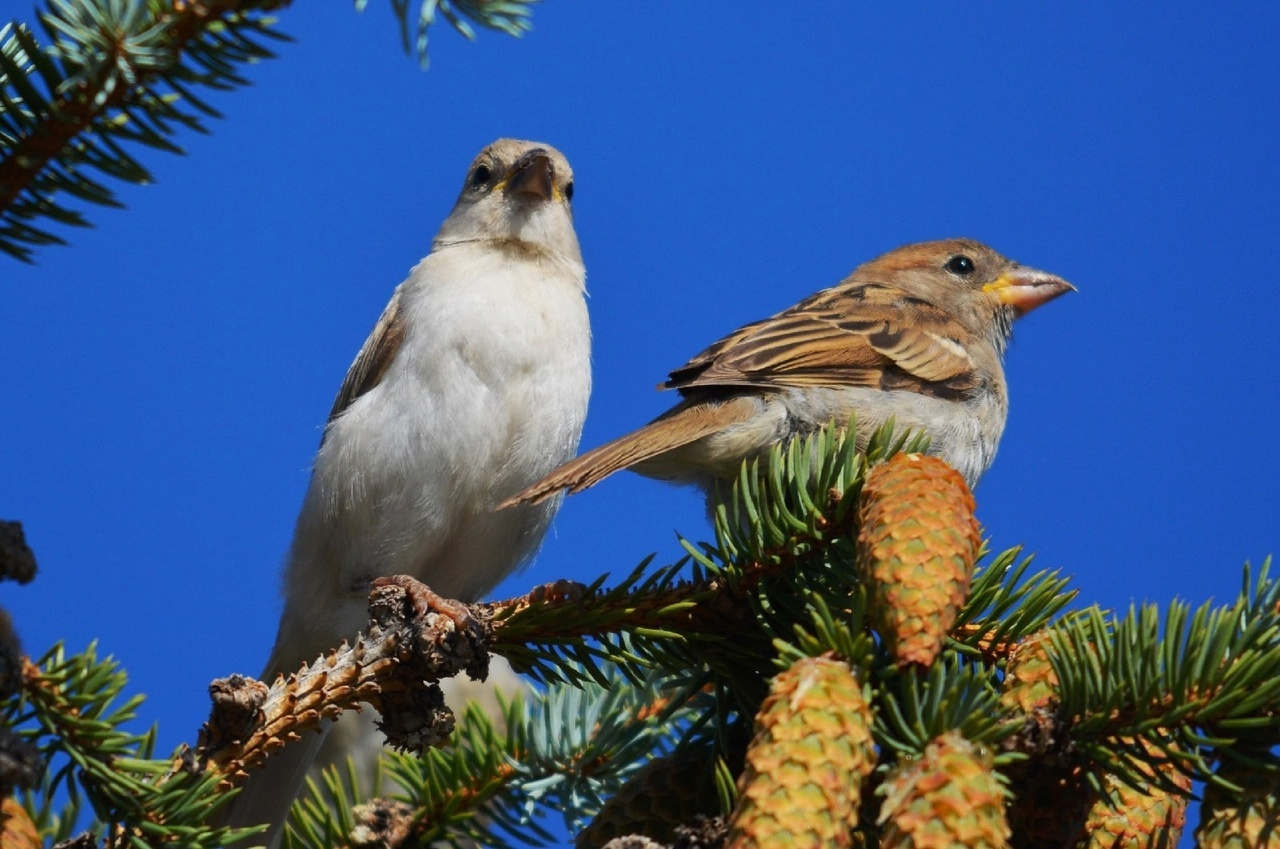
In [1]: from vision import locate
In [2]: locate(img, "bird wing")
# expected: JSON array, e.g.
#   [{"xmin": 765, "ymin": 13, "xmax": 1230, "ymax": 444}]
[
  {"xmin": 323, "ymin": 288, "xmax": 409, "ymax": 442},
  {"xmin": 664, "ymin": 282, "xmax": 979, "ymax": 400}
]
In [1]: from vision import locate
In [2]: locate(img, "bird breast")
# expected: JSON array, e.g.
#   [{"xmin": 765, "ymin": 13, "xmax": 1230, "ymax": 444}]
[
  {"xmin": 776, "ymin": 384, "xmax": 1006, "ymax": 488},
  {"xmin": 290, "ymin": 243, "xmax": 590, "ymax": 621}
]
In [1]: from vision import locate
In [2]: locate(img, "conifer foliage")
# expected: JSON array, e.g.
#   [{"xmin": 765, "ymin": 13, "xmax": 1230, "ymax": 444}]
[
  {"xmin": 4, "ymin": 5, "xmax": 1280, "ymax": 846},
  {"xmin": 0, "ymin": 0, "xmax": 536, "ymax": 261},
  {"xmin": 3, "ymin": 421, "xmax": 1280, "ymax": 847}
]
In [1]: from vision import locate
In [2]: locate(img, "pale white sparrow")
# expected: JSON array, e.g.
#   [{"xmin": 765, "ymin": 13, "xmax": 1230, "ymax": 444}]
[
  {"xmin": 224, "ymin": 139, "xmax": 590, "ymax": 845},
  {"xmin": 504, "ymin": 238, "xmax": 1071, "ymax": 507}
]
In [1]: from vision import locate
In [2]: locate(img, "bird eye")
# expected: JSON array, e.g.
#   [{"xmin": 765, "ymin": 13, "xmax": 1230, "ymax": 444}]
[
  {"xmin": 471, "ymin": 164, "xmax": 492, "ymax": 188},
  {"xmin": 564, "ymin": 180, "xmax": 574, "ymax": 202},
  {"xmin": 946, "ymin": 255, "xmax": 975, "ymax": 276}
]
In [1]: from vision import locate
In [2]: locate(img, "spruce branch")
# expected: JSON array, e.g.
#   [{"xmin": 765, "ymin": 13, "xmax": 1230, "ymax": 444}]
[
  {"xmin": 9, "ymin": 643, "xmax": 246, "ymax": 847},
  {"xmin": 1038, "ymin": 559, "xmax": 1280, "ymax": 778},
  {"xmin": 280, "ymin": 665, "xmax": 692, "ymax": 849},
  {"xmin": 281, "ymin": 698, "xmax": 532, "ymax": 849},
  {"xmin": 194, "ymin": 577, "xmax": 490, "ymax": 789},
  {"xmin": 488, "ymin": 422, "xmax": 930, "ymax": 693},
  {"xmin": 0, "ymin": 1, "xmax": 290, "ymax": 261},
  {"xmin": 179, "ymin": 422, "xmax": 1277, "ymax": 845},
  {"xmin": 360, "ymin": 0, "xmax": 537, "ymax": 67},
  {"xmin": 951, "ymin": 546, "xmax": 1079, "ymax": 662},
  {"xmin": 875, "ymin": 660, "xmax": 1020, "ymax": 757},
  {"xmin": 0, "ymin": 0, "xmax": 540, "ymax": 262},
  {"xmin": 8, "ymin": 422, "xmax": 1280, "ymax": 846}
]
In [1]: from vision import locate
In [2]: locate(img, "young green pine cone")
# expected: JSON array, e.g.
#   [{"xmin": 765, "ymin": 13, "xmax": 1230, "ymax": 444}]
[
  {"xmin": 857, "ymin": 453, "xmax": 980, "ymax": 667},
  {"xmin": 1000, "ymin": 630, "xmax": 1059, "ymax": 714},
  {"xmin": 0, "ymin": 799, "xmax": 39, "ymax": 849},
  {"xmin": 1194, "ymin": 757, "xmax": 1280, "ymax": 848},
  {"xmin": 726, "ymin": 656, "xmax": 875, "ymax": 848},
  {"xmin": 877, "ymin": 731, "xmax": 1011, "ymax": 849},
  {"xmin": 1080, "ymin": 738, "xmax": 1191, "ymax": 848}
]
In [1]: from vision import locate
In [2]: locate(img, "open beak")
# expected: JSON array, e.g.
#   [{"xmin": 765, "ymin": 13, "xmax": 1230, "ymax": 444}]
[
  {"xmin": 983, "ymin": 266, "xmax": 1076, "ymax": 316},
  {"xmin": 503, "ymin": 149, "xmax": 554, "ymax": 201}
]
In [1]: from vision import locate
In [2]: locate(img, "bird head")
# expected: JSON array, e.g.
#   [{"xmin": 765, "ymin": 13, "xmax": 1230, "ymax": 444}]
[
  {"xmin": 857, "ymin": 238, "xmax": 1075, "ymax": 355},
  {"xmin": 435, "ymin": 139, "xmax": 581, "ymax": 269}
]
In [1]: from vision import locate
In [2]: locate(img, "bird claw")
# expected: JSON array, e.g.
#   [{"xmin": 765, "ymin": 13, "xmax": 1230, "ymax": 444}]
[{"xmin": 370, "ymin": 575, "xmax": 479, "ymax": 634}]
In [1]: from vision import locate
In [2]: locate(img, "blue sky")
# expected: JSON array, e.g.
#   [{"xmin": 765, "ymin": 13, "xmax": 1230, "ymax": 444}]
[{"xmin": 4, "ymin": 3, "xmax": 1279, "ymax": 844}]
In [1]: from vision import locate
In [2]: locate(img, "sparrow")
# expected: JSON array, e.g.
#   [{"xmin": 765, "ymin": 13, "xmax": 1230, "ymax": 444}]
[
  {"xmin": 223, "ymin": 139, "xmax": 590, "ymax": 846},
  {"xmin": 503, "ymin": 238, "xmax": 1071, "ymax": 508}
]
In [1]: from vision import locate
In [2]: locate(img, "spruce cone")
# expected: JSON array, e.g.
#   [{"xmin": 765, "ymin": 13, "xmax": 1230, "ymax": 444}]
[
  {"xmin": 1000, "ymin": 631, "xmax": 1059, "ymax": 714},
  {"xmin": 857, "ymin": 453, "xmax": 980, "ymax": 667},
  {"xmin": 877, "ymin": 731, "xmax": 1011, "ymax": 849},
  {"xmin": 726, "ymin": 656, "xmax": 875, "ymax": 848},
  {"xmin": 578, "ymin": 742, "xmax": 720, "ymax": 847},
  {"xmin": 1079, "ymin": 739, "xmax": 1190, "ymax": 848},
  {"xmin": 0, "ymin": 799, "xmax": 39, "ymax": 849},
  {"xmin": 1195, "ymin": 757, "xmax": 1280, "ymax": 848}
]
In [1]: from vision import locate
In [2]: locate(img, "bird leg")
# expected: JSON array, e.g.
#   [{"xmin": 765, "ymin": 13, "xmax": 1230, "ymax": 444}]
[{"xmin": 370, "ymin": 574, "xmax": 483, "ymax": 637}]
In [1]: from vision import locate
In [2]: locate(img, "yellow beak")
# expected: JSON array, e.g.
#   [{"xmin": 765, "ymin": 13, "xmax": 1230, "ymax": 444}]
[{"xmin": 983, "ymin": 266, "xmax": 1076, "ymax": 316}]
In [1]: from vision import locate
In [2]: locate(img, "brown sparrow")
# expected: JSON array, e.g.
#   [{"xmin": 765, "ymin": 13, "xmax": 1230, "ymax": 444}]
[{"xmin": 503, "ymin": 238, "xmax": 1071, "ymax": 508}]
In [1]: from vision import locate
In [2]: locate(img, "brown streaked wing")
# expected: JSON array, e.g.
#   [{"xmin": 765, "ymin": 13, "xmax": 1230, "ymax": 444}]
[
  {"xmin": 663, "ymin": 282, "xmax": 978, "ymax": 395},
  {"xmin": 322, "ymin": 289, "xmax": 409, "ymax": 442},
  {"xmin": 663, "ymin": 316, "xmax": 774, "ymax": 388},
  {"xmin": 663, "ymin": 285, "xmax": 846, "ymax": 388}
]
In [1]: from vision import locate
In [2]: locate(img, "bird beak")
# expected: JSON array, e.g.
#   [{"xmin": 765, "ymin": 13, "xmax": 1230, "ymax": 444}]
[
  {"xmin": 502, "ymin": 149, "xmax": 555, "ymax": 201},
  {"xmin": 983, "ymin": 266, "xmax": 1076, "ymax": 316}
]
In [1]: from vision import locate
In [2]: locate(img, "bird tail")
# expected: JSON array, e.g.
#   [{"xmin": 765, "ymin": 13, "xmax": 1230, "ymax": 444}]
[{"xmin": 499, "ymin": 396, "xmax": 756, "ymax": 507}]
